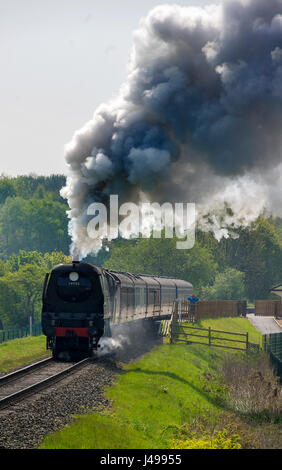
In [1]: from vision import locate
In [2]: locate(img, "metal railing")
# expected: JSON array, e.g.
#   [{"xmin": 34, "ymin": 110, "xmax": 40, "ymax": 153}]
[
  {"xmin": 263, "ymin": 333, "xmax": 282, "ymax": 381},
  {"xmin": 0, "ymin": 322, "xmax": 42, "ymax": 344}
]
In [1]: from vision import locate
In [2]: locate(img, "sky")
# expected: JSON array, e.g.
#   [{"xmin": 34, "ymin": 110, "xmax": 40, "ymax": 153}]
[{"xmin": 0, "ymin": 0, "xmax": 217, "ymax": 177}]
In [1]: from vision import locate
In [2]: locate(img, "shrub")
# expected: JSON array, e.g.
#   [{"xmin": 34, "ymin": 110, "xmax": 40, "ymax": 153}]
[{"xmin": 173, "ymin": 430, "xmax": 241, "ymax": 449}]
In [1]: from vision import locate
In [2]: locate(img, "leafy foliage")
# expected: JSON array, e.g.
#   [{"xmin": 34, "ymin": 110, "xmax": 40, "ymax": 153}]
[
  {"xmin": 172, "ymin": 430, "xmax": 241, "ymax": 449},
  {"xmin": 0, "ymin": 174, "xmax": 66, "ymax": 202},
  {"xmin": 1, "ymin": 175, "xmax": 282, "ymax": 327},
  {"xmin": 201, "ymin": 268, "xmax": 246, "ymax": 300},
  {"xmin": 207, "ymin": 218, "xmax": 282, "ymax": 300},
  {"xmin": 0, "ymin": 197, "xmax": 70, "ymax": 257},
  {"xmin": 0, "ymin": 250, "xmax": 70, "ymax": 328},
  {"xmin": 104, "ymin": 235, "xmax": 218, "ymax": 291},
  {"xmin": 0, "ymin": 178, "xmax": 16, "ymax": 204}
]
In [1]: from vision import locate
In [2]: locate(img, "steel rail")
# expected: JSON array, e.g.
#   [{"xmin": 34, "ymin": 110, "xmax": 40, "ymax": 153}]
[
  {"xmin": 0, "ymin": 357, "xmax": 90, "ymax": 410},
  {"xmin": 0, "ymin": 357, "xmax": 53, "ymax": 386}
]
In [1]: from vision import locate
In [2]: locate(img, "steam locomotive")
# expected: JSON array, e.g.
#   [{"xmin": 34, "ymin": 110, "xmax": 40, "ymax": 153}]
[{"xmin": 41, "ymin": 261, "xmax": 193, "ymax": 359}]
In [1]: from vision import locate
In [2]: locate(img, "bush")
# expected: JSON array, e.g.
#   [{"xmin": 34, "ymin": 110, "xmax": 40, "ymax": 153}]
[
  {"xmin": 173, "ymin": 430, "xmax": 241, "ymax": 449},
  {"xmin": 220, "ymin": 351, "xmax": 282, "ymax": 423}
]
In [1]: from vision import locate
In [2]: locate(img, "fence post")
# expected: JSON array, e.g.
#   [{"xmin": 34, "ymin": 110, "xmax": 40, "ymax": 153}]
[
  {"xmin": 170, "ymin": 301, "xmax": 178, "ymax": 344},
  {"xmin": 169, "ymin": 322, "xmax": 173, "ymax": 344},
  {"xmin": 208, "ymin": 327, "xmax": 211, "ymax": 346},
  {"xmin": 246, "ymin": 332, "xmax": 249, "ymax": 351},
  {"xmin": 29, "ymin": 315, "xmax": 33, "ymax": 337},
  {"xmin": 179, "ymin": 299, "xmax": 182, "ymax": 323}
]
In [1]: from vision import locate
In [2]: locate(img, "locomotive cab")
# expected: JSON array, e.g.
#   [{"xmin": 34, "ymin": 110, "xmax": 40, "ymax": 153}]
[{"xmin": 42, "ymin": 262, "xmax": 104, "ymax": 359}]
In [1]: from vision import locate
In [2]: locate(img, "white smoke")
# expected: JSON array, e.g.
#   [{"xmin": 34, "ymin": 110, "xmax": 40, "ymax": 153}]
[
  {"xmin": 61, "ymin": 0, "xmax": 282, "ymax": 258},
  {"xmin": 97, "ymin": 334, "xmax": 131, "ymax": 357}
]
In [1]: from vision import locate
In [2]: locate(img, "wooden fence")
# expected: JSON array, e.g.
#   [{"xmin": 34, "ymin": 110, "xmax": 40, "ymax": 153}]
[
  {"xmin": 175, "ymin": 299, "xmax": 246, "ymax": 321},
  {"xmin": 159, "ymin": 299, "xmax": 247, "ymax": 338},
  {"xmin": 159, "ymin": 300, "xmax": 258, "ymax": 352},
  {"xmin": 158, "ymin": 301, "xmax": 178, "ymax": 338},
  {"xmin": 255, "ymin": 300, "xmax": 282, "ymax": 317},
  {"xmin": 171, "ymin": 322, "xmax": 251, "ymax": 352}
]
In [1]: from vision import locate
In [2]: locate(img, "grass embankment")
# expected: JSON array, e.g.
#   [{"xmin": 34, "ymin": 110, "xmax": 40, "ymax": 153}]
[
  {"xmin": 40, "ymin": 317, "xmax": 281, "ymax": 449},
  {"xmin": 0, "ymin": 335, "xmax": 50, "ymax": 372},
  {"xmin": 177, "ymin": 317, "xmax": 262, "ymax": 350},
  {"xmin": 41, "ymin": 342, "xmax": 228, "ymax": 449},
  {"xmin": 195, "ymin": 317, "xmax": 261, "ymax": 345}
]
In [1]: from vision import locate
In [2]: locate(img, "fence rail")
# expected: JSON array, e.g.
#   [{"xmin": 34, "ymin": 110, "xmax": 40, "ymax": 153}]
[
  {"xmin": 171, "ymin": 323, "xmax": 251, "ymax": 352},
  {"xmin": 0, "ymin": 322, "xmax": 42, "ymax": 344},
  {"xmin": 159, "ymin": 300, "xmax": 259, "ymax": 353},
  {"xmin": 174, "ymin": 299, "xmax": 247, "ymax": 321},
  {"xmin": 159, "ymin": 319, "xmax": 171, "ymax": 337}
]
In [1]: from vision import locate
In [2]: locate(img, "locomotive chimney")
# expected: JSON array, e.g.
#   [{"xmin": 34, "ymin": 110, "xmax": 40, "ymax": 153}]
[{"xmin": 71, "ymin": 245, "xmax": 80, "ymax": 265}]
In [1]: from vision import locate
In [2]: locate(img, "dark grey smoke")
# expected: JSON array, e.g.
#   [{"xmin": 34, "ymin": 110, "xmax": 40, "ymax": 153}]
[{"xmin": 61, "ymin": 0, "xmax": 282, "ymax": 257}]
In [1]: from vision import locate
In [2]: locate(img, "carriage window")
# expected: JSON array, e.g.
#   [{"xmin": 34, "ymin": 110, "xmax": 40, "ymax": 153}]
[{"xmin": 56, "ymin": 275, "xmax": 92, "ymax": 302}]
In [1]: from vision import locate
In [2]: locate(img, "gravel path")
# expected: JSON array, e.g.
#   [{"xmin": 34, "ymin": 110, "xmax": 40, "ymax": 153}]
[
  {"xmin": 0, "ymin": 338, "xmax": 162, "ymax": 449},
  {"xmin": 247, "ymin": 314, "xmax": 282, "ymax": 334}
]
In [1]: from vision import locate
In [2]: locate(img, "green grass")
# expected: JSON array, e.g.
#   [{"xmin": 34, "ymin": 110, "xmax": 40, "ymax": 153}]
[
  {"xmin": 175, "ymin": 317, "xmax": 262, "ymax": 351},
  {"xmin": 40, "ymin": 317, "xmax": 262, "ymax": 449},
  {"xmin": 196, "ymin": 317, "xmax": 262, "ymax": 345},
  {"xmin": 0, "ymin": 335, "xmax": 50, "ymax": 372},
  {"xmin": 41, "ymin": 343, "xmax": 224, "ymax": 449}
]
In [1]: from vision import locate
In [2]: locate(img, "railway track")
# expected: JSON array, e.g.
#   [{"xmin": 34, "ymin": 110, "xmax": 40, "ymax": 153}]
[{"xmin": 0, "ymin": 357, "xmax": 90, "ymax": 410}]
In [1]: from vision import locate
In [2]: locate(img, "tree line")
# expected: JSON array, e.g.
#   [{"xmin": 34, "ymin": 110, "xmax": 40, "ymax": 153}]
[
  {"xmin": 0, "ymin": 175, "xmax": 70, "ymax": 258},
  {"xmin": 103, "ymin": 216, "xmax": 282, "ymax": 302},
  {"xmin": 1, "ymin": 174, "xmax": 282, "ymax": 329}
]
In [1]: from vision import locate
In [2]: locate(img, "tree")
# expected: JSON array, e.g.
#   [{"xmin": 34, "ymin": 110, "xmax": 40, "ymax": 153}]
[
  {"xmin": 43, "ymin": 251, "xmax": 71, "ymax": 270},
  {"xmin": 0, "ymin": 197, "xmax": 70, "ymax": 257},
  {"xmin": 12, "ymin": 264, "xmax": 46, "ymax": 325},
  {"xmin": 0, "ymin": 275, "xmax": 23, "ymax": 327},
  {"xmin": 7, "ymin": 250, "xmax": 45, "ymax": 272},
  {"xmin": 104, "ymin": 234, "xmax": 218, "ymax": 292},
  {"xmin": 0, "ymin": 264, "xmax": 46, "ymax": 327},
  {"xmin": 201, "ymin": 268, "xmax": 246, "ymax": 300},
  {"xmin": 213, "ymin": 218, "xmax": 282, "ymax": 300},
  {"xmin": 0, "ymin": 259, "xmax": 7, "ymax": 277},
  {"xmin": 0, "ymin": 250, "xmax": 71, "ymax": 328},
  {"xmin": 11, "ymin": 174, "xmax": 66, "ymax": 201},
  {"xmin": 0, "ymin": 178, "xmax": 16, "ymax": 204}
]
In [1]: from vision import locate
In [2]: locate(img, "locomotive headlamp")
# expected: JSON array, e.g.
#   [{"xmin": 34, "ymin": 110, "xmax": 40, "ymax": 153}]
[{"xmin": 69, "ymin": 272, "xmax": 79, "ymax": 282}]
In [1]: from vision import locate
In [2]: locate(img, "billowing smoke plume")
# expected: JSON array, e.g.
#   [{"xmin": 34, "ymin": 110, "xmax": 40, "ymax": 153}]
[{"xmin": 61, "ymin": 0, "xmax": 282, "ymax": 258}]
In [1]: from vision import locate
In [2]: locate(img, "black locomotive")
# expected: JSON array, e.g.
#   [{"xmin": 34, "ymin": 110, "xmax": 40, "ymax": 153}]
[{"xmin": 41, "ymin": 260, "xmax": 193, "ymax": 359}]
